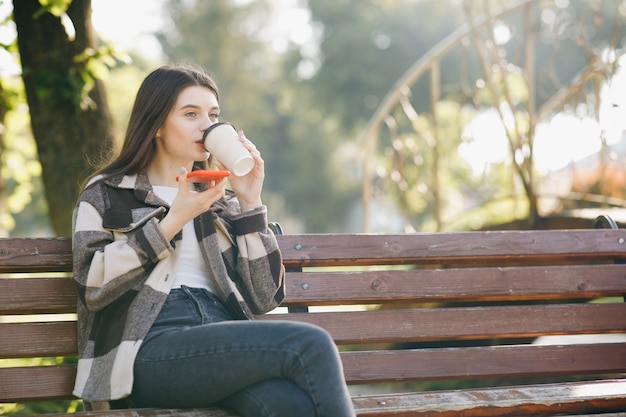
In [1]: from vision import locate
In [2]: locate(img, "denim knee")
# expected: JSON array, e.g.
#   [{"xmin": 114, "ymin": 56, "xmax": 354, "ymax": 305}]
[
  {"xmin": 219, "ymin": 378, "xmax": 315, "ymax": 417},
  {"xmin": 290, "ymin": 321, "xmax": 333, "ymax": 344},
  {"xmin": 295, "ymin": 322, "xmax": 341, "ymax": 359}
]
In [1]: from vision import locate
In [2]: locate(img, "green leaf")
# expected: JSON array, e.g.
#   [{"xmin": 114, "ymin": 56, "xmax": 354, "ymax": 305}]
[{"xmin": 35, "ymin": 0, "xmax": 72, "ymax": 18}]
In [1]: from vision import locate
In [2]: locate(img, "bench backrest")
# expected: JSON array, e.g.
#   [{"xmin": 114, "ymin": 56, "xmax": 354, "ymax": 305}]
[{"xmin": 1, "ymin": 229, "xmax": 626, "ymax": 404}]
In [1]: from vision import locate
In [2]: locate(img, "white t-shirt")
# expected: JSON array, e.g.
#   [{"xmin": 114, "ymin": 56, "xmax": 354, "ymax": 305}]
[{"xmin": 152, "ymin": 186, "xmax": 216, "ymax": 293}]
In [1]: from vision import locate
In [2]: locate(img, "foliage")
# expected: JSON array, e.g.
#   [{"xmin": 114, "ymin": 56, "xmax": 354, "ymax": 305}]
[
  {"xmin": 0, "ymin": 400, "xmax": 81, "ymax": 416},
  {"xmin": 33, "ymin": 0, "xmax": 72, "ymax": 17},
  {"xmin": 359, "ymin": 0, "xmax": 626, "ymax": 231},
  {"xmin": 157, "ymin": 0, "xmax": 358, "ymax": 232},
  {"xmin": 301, "ymin": 0, "xmax": 466, "ymax": 132},
  {"xmin": 1, "ymin": 0, "xmax": 625, "ymax": 236},
  {"xmin": 1, "ymin": 102, "xmax": 50, "ymax": 234},
  {"xmin": 5, "ymin": 0, "xmax": 123, "ymax": 236},
  {"xmin": 103, "ymin": 57, "xmax": 156, "ymax": 140},
  {"xmin": 0, "ymin": 74, "xmax": 51, "ymax": 235},
  {"xmin": 0, "ymin": 0, "xmax": 87, "ymax": 236}
]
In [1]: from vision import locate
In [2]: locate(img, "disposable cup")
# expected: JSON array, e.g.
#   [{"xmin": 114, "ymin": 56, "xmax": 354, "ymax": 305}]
[{"xmin": 202, "ymin": 122, "xmax": 254, "ymax": 176}]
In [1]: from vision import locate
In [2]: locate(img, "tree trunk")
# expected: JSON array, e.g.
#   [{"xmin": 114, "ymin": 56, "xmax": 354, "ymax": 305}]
[{"xmin": 13, "ymin": 0, "xmax": 114, "ymax": 236}]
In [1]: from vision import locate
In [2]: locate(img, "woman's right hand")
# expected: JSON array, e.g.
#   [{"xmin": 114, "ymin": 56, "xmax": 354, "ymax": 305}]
[{"xmin": 159, "ymin": 167, "xmax": 226, "ymax": 241}]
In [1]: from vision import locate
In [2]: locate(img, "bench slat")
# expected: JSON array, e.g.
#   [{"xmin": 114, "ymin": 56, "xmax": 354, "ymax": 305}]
[
  {"xmin": 285, "ymin": 264, "xmax": 626, "ymax": 305},
  {"xmin": 3, "ymin": 232, "xmax": 626, "ymax": 271},
  {"xmin": 3, "ymin": 344, "xmax": 624, "ymax": 403},
  {"xmin": 277, "ymin": 230, "xmax": 626, "ymax": 267},
  {"xmin": 4, "ymin": 263, "xmax": 625, "ymax": 316},
  {"xmin": 6, "ymin": 304, "xmax": 624, "ymax": 358},
  {"xmin": 0, "ymin": 322, "xmax": 77, "ymax": 358},
  {"xmin": 11, "ymin": 382, "xmax": 626, "ymax": 417},
  {"xmin": 342, "ymin": 343, "xmax": 626, "ymax": 383},
  {"xmin": 0, "ymin": 238, "xmax": 72, "ymax": 273},
  {"xmin": 352, "ymin": 379, "xmax": 626, "ymax": 417},
  {"xmin": 0, "ymin": 365, "xmax": 76, "ymax": 402},
  {"xmin": 0, "ymin": 278, "xmax": 77, "ymax": 315},
  {"xmin": 262, "ymin": 303, "xmax": 626, "ymax": 344}
]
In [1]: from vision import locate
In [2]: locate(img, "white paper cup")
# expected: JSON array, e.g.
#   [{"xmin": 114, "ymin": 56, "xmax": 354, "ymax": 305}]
[{"xmin": 202, "ymin": 122, "xmax": 254, "ymax": 176}]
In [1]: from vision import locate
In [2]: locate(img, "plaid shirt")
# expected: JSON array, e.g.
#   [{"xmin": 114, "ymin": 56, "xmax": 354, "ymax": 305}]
[{"xmin": 71, "ymin": 171, "xmax": 285, "ymax": 403}]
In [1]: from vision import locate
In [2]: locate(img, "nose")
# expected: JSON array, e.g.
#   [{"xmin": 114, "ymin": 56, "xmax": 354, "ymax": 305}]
[{"xmin": 201, "ymin": 120, "xmax": 217, "ymax": 132}]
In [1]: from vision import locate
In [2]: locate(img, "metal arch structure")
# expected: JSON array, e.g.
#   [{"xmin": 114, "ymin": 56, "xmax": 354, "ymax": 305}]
[
  {"xmin": 358, "ymin": 0, "xmax": 534, "ymax": 151},
  {"xmin": 357, "ymin": 0, "xmax": 625, "ymax": 232},
  {"xmin": 358, "ymin": 0, "xmax": 535, "ymax": 232}
]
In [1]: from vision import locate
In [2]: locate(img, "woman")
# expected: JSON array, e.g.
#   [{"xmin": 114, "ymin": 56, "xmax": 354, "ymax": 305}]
[{"xmin": 72, "ymin": 64, "xmax": 356, "ymax": 417}]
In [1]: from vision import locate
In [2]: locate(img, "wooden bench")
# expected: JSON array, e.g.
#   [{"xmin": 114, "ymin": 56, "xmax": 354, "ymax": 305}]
[{"xmin": 1, "ymin": 217, "xmax": 626, "ymax": 416}]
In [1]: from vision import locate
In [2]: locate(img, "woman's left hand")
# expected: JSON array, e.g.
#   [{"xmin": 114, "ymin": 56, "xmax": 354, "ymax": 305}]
[{"xmin": 216, "ymin": 130, "xmax": 264, "ymax": 212}]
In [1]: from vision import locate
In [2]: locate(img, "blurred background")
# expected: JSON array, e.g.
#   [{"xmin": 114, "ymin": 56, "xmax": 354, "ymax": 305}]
[
  {"xmin": 1, "ymin": 0, "xmax": 625, "ymax": 236},
  {"xmin": 1, "ymin": 1, "xmax": 625, "ymax": 415}
]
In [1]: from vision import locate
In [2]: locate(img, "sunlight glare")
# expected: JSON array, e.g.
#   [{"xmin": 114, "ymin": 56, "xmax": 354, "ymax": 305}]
[
  {"xmin": 534, "ymin": 115, "xmax": 602, "ymax": 172},
  {"xmin": 267, "ymin": 1, "xmax": 314, "ymax": 54},
  {"xmin": 459, "ymin": 109, "xmax": 510, "ymax": 175},
  {"xmin": 91, "ymin": 0, "xmax": 165, "ymax": 60},
  {"xmin": 459, "ymin": 58, "xmax": 626, "ymax": 175}
]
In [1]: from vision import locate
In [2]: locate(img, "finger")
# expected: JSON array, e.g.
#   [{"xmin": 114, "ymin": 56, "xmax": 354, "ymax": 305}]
[
  {"xmin": 249, "ymin": 148, "xmax": 263, "ymax": 163},
  {"xmin": 178, "ymin": 166, "xmax": 188, "ymax": 193},
  {"xmin": 239, "ymin": 130, "xmax": 257, "ymax": 150},
  {"xmin": 204, "ymin": 177, "xmax": 225, "ymax": 190}
]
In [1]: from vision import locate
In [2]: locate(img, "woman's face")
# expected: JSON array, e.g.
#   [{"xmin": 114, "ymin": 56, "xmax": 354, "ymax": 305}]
[{"xmin": 155, "ymin": 85, "xmax": 220, "ymax": 165}]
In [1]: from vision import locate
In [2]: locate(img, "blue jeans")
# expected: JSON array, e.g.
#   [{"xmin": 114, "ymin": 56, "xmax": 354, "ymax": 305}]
[{"xmin": 129, "ymin": 286, "xmax": 356, "ymax": 417}]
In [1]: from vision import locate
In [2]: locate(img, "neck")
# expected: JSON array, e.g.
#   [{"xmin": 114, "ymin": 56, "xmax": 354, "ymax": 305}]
[{"xmin": 146, "ymin": 159, "xmax": 194, "ymax": 187}]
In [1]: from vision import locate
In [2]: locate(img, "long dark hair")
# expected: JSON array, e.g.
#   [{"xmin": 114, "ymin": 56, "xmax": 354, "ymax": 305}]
[{"xmin": 85, "ymin": 64, "xmax": 220, "ymax": 184}]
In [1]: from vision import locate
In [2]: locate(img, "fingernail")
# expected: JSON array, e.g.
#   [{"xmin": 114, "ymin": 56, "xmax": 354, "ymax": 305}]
[{"xmin": 180, "ymin": 166, "xmax": 186, "ymax": 174}]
